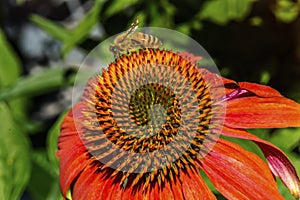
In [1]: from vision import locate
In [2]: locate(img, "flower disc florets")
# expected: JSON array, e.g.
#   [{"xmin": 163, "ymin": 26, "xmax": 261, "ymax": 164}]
[{"xmin": 74, "ymin": 48, "xmax": 224, "ymax": 189}]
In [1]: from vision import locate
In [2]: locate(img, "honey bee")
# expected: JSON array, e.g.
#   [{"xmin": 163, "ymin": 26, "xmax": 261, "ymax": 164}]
[{"xmin": 110, "ymin": 20, "xmax": 163, "ymax": 58}]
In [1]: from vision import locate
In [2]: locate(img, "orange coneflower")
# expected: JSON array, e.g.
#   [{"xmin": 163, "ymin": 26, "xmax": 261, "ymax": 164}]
[{"xmin": 57, "ymin": 49, "xmax": 300, "ymax": 200}]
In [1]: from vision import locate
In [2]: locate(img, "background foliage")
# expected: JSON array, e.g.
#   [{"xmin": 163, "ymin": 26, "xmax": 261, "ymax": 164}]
[{"xmin": 0, "ymin": 0, "xmax": 300, "ymax": 199}]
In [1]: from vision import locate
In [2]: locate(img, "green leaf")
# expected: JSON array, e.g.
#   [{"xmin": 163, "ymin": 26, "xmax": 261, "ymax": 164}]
[
  {"xmin": 45, "ymin": 111, "xmax": 69, "ymax": 199},
  {"xmin": 16, "ymin": 0, "xmax": 26, "ymax": 5},
  {"xmin": 176, "ymin": 23, "xmax": 191, "ymax": 35},
  {"xmin": 45, "ymin": 181, "xmax": 64, "ymax": 200},
  {"xmin": 30, "ymin": 15, "xmax": 70, "ymax": 41},
  {"xmin": 0, "ymin": 29, "xmax": 30, "ymax": 134},
  {"xmin": 0, "ymin": 29, "xmax": 21, "ymax": 87},
  {"xmin": 273, "ymin": 0, "xmax": 299, "ymax": 23},
  {"xmin": 0, "ymin": 102, "xmax": 31, "ymax": 200},
  {"xmin": 0, "ymin": 67, "xmax": 68, "ymax": 102},
  {"xmin": 249, "ymin": 16, "xmax": 263, "ymax": 26},
  {"xmin": 27, "ymin": 150, "xmax": 63, "ymax": 200},
  {"xmin": 269, "ymin": 128, "xmax": 300, "ymax": 152},
  {"xmin": 259, "ymin": 70, "xmax": 271, "ymax": 84},
  {"xmin": 104, "ymin": 0, "xmax": 139, "ymax": 18},
  {"xmin": 247, "ymin": 128, "xmax": 271, "ymax": 140},
  {"xmin": 47, "ymin": 111, "xmax": 68, "ymax": 168},
  {"xmin": 62, "ymin": 0, "xmax": 107, "ymax": 56},
  {"xmin": 147, "ymin": 0, "xmax": 175, "ymax": 28},
  {"xmin": 199, "ymin": 0, "xmax": 257, "ymax": 25}
]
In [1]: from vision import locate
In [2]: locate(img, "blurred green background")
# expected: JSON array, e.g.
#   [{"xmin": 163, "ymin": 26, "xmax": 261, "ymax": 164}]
[{"xmin": 0, "ymin": 0, "xmax": 300, "ymax": 199}]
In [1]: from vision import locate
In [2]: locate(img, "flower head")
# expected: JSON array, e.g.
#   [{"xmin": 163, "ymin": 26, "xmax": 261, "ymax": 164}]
[{"xmin": 58, "ymin": 49, "xmax": 300, "ymax": 199}]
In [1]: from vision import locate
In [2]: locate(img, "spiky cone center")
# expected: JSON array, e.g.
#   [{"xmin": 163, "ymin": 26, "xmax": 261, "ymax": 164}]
[{"xmin": 80, "ymin": 49, "xmax": 214, "ymax": 190}]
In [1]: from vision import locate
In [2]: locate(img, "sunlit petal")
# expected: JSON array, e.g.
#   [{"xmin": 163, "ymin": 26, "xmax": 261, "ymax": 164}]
[
  {"xmin": 221, "ymin": 126, "xmax": 300, "ymax": 198},
  {"xmin": 200, "ymin": 139, "xmax": 284, "ymax": 200}
]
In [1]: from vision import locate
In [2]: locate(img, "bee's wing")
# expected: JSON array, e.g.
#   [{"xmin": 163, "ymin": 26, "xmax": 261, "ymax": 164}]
[{"xmin": 120, "ymin": 19, "xmax": 139, "ymax": 42}]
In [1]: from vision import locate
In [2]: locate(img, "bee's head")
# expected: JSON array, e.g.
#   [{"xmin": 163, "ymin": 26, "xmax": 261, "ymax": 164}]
[{"xmin": 109, "ymin": 45, "xmax": 119, "ymax": 54}]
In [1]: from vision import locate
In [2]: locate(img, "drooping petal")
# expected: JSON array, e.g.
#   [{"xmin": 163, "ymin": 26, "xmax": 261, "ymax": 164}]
[
  {"xmin": 225, "ymin": 96, "xmax": 300, "ymax": 128},
  {"xmin": 221, "ymin": 126, "xmax": 300, "ymax": 198},
  {"xmin": 199, "ymin": 139, "xmax": 284, "ymax": 200}
]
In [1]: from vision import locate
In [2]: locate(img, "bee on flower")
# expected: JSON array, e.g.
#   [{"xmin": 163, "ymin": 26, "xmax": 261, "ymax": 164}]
[{"xmin": 109, "ymin": 19, "xmax": 163, "ymax": 58}]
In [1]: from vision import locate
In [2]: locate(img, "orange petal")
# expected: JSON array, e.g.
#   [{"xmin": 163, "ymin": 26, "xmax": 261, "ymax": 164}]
[
  {"xmin": 144, "ymin": 168, "xmax": 215, "ymax": 200},
  {"xmin": 199, "ymin": 139, "xmax": 284, "ymax": 200},
  {"xmin": 71, "ymin": 163, "xmax": 215, "ymax": 199},
  {"xmin": 72, "ymin": 163, "xmax": 105, "ymax": 199},
  {"xmin": 72, "ymin": 166, "xmax": 137, "ymax": 200},
  {"xmin": 180, "ymin": 169, "xmax": 216, "ymax": 200},
  {"xmin": 239, "ymin": 82, "xmax": 282, "ymax": 97},
  {"xmin": 58, "ymin": 104, "xmax": 215, "ymax": 199},
  {"xmin": 221, "ymin": 126, "xmax": 300, "ymax": 198},
  {"xmin": 57, "ymin": 102, "xmax": 91, "ymax": 196},
  {"xmin": 225, "ymin": 96, "xmax": 300, "ymax": 128}
]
